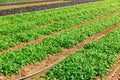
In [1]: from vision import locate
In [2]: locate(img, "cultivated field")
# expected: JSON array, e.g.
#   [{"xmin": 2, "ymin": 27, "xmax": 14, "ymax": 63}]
[
  {"xmin": 0, "ymin": 0, "xmax": 120, "ymax": 80},
  {"xmin": 0, "ymin": 0, "xmax": 70, "ymax": 10},
  {"xmin": 0, "ymin": 0, "xmax": 65, "ymax": 3},
  {"xmin": 0, "ymin": 1, "xmax": 70, "ymax": 10}
]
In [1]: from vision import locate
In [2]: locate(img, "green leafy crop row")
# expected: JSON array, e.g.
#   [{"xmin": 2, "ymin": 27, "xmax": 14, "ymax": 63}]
[
  {"xmin": 0, "ymin": 4, "xmax": 120, "ymax": 51},
  {"xmin": 47, "ymin": 27, "xmax": 120, "ymax": 80},
  {"xmin": 0, "ymin": 0, "xmax": 120, "ymax": 35},
  {"xmin": 0, "ymin": 11, "xmax": 120, "ymax": 75}
]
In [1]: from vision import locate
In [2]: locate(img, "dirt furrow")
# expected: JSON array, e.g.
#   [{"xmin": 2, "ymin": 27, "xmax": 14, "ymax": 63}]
[
  {"xmin": 0, "ymin": 10, "xmax": 120, "ymax": 55},
  {"xmin": 0, "ymin": 17, "xmax": 119, "ymax": 80}
]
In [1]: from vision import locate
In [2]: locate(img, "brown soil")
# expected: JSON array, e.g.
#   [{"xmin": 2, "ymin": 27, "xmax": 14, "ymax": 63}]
[
  {"xmin": 0, "ymin": 15, "xmax": 119, "ymax": 80},
  {"xmin": 0, "ymin": 10, "xmax": 120, "ymax": 55}
]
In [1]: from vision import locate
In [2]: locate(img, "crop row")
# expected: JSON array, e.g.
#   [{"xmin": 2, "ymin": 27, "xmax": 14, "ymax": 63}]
[
  {"xmin": 0, "ymin": 0, "xmax": 120, "ymax": 35},
  {"xmin": 0, "ymin": 12, "xmax": 120, "ymax": 75},
  {"xmin": 0, "ymin": 5, "xmax": 120, "ymax": 51},
  {"xmin": 46, "ymin": 26, "xmax": 120, "ymax": 80}
]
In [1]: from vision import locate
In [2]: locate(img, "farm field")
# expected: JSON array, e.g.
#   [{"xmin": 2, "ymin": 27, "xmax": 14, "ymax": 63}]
[
  {"xmin": 46, "ymin": 26, "xmax": 120, "ymax": 80},
  {"xmin": 0, "ymin": 0, "xmax": 98, "ymax": 16},
  {"xmin": 0, "ymin": 0, "xmax": 71, "ymax": 11},
  {"xmin": 0, "ymin": 0, "xmax": 120, "ymax": 80},
  {"xmin": 0, "ymin": 0, "xmax": 64, "ymax": 3},
  {"xmin": 0, "ymin": 1, "xmax": 70, "ymax": 10}
]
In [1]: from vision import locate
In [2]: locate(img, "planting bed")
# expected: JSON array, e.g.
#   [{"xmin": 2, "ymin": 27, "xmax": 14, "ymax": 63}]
[{"xmin": 0, "ymin": 0, "xmax": 120, "ymax": 80}]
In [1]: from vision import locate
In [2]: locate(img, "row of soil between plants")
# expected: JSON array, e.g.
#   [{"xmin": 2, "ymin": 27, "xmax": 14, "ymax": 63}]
[
  {"xmin": 0, "ymin": 0, "xmax": 100, "ymax": 16},
  {"xmin": 0, "ymin": 9, "xmax": 120, "ymax": 80}
]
